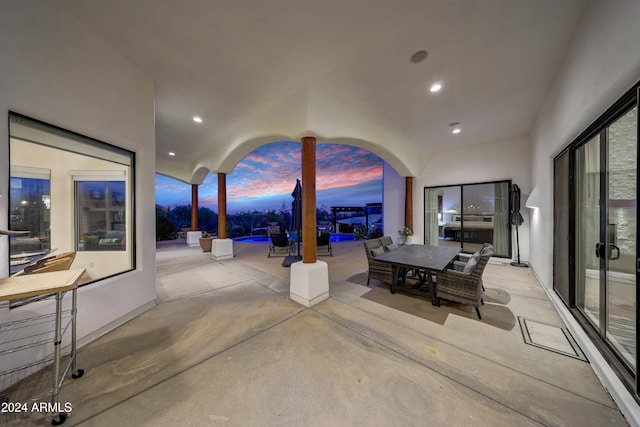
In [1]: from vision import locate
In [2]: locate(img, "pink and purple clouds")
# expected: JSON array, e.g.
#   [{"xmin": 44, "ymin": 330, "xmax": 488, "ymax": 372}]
[{"xmin": 156, "ymin": 142, "xmax": 383, "ymax": 212}]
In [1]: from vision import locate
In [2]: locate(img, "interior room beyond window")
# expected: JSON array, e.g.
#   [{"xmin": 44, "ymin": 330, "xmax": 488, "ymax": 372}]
[
  {"xmin": 8, "ymin": 112, "xmax": 135, "ymax": 290},
  {"xmin": 424, "ymin": 180, "xmax": 511, "ymax": 258}
]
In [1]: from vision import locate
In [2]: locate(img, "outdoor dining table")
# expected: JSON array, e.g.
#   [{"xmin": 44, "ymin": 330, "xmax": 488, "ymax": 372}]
[{"xmin": 374, "ymin": 244, "xmax": 461, "ymax": 305}]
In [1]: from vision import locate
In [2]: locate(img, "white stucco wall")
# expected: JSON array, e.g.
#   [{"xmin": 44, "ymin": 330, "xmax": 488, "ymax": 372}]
[
  {"xmin": 530, "ymin": 0, "xmax": 640, "ymax": 289},
  {"xmin": 411, "ymin": 135, "xmax": 531, "ymax": 262},
  {"xmin": 0, "ymin": 2, "xmax": 156, "ymax": 379},
  {"xmin": 382, "ymin": 162, "xmax": 404, "ymax": 243}
]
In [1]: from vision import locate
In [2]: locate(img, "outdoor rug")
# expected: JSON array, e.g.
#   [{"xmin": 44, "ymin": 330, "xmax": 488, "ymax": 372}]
[{"xmin": 348, "ymin": 272, "xmax": 516, "ymax": 330}]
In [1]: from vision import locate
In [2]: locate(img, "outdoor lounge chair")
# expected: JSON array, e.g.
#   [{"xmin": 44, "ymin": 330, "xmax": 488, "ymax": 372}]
[
  {"xmin": 363, "ymin": 237, "xmax": 394, "ymax": 286},
  {"xmin": 268, "ymin": 233, "xmax": 292, "ymax": 257},
  {"xmin": 435, "ymin": 244, "xmax": 493, "ymax": 319},
  {"xmin": 317, "ymin": 232, "xmax": 332, "ymax": 256}
]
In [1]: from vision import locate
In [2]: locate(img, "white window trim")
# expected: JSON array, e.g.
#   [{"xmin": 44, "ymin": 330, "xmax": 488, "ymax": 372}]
[
  {"xmin": 69, "ymin": 170, "xmax": 126, "ymax": 181},
  {"xmin": 11, "ymin": 165, "xmax": 51, "ymax": 180}
]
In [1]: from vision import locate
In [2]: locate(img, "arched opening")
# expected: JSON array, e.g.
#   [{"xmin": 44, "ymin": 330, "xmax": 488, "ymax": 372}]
[{"xmin": 156, "ymin": 140, "xmax": 400, "ymax": 242}]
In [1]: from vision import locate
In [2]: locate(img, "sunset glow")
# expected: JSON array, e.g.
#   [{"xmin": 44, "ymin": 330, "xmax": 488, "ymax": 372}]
[{"xmin": 156, "ymin": 142, "xmax": 383, "ymax": 212}]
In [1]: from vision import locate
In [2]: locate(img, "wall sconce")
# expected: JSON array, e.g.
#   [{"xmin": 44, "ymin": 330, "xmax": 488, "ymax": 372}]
[{"xmin": 525, "ymin": 186, "xmax": 540, "ymax": 209}]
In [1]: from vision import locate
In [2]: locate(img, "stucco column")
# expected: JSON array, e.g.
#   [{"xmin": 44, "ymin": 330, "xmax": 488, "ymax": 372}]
[
  {"xmin": 212, "ymin": 172, "xmax": 233, "ymax": 260},
  {"xmin": 302, "ymin": 136, "xmax": 317, "ymax": 263},
  {"xmin": 405, "ymin": 177, "xmax": 413, "ymax": 233},
  {"xmin": 290, "ymin": 136, "xmax": 328, "ymax": 307},
  {"xmin": 191, "ymin": 184, "xmax": 198, "ymax": 231}
]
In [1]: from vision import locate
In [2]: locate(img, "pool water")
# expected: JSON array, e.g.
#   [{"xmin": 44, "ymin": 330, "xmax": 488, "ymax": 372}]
[{"xmin": 235, "ymin": 234, "xmax": 356, "ymax": 243}]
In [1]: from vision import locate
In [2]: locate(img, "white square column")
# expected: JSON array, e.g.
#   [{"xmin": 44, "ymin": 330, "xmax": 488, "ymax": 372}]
[
  {"xmin": 211, "ymin": 238, "xmax": 234, "ymax": 260},
  {"xmin": 186, "ymin": 231, "xmax": 202, "ymax": 247},
  {"xmin": 290, "ymin": 260, "xmax": 329, "ymax": 307}
]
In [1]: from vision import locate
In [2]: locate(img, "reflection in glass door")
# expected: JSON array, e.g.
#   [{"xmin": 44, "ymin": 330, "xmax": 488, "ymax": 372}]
[
  {"xmin": 606, "ymin": 106, "xmax": 637, "ymax": 369},
  {"xmin": 461, "ymin": 182, "xmax": 510, "ymax": 254},
  {"xmin": 437, "ymin": 186, "xmax": 461, "ymax": 247},
  {"xmin": 575, "ymin": 106, "xmax": 637, "ymax": 372},
  {"xmin": 576, "ymin": 135, "xmax": 601, "ymax": 327},
  {"xmin": 424, "ymin": 182, "xmax": 511, "ymax": 257}
]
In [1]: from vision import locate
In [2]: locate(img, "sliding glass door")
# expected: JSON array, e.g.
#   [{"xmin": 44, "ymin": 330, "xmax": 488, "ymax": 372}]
[
  {"xmin": 554, "ymin": 83, "xmax": 640, "ymax": 398},
  {"xmin": 606, "ymin": 107, "xmax": 637, "ymax": 369},
  {"xmin": 575, "ymin": 106, "xmax": 637, "ymax": 371},
  {"xmin": 575, "ymin": 135, "xmax": 602, "ymax": 327},
  {"xmin": 553, "ymin": 149, "xmax": 571, "ymax": 305},
  {"xmin": 424, "ymin": 180, "xmax": 511, "ymax": 257}
]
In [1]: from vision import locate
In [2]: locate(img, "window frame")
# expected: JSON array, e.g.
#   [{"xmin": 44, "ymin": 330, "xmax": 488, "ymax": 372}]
[
  {"xmin": 7, "ymin": 111, "xmax": 136, "ymax": 292},
  {"xmin": 423, "ymin": 179, "xmax": 512, "ymax": 258}
]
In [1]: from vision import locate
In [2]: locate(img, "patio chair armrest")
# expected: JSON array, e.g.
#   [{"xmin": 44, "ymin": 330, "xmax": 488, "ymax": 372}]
[
  {"xmin": 442, "ymin": 269, "xmax": 471, "ymax": 278},
  {"xmin": 450, "ymin": 260, "xmax": 467, "ymax": 272},
  {"xmin": 438, "ymin": 269, "xmax": 476, "ymax": 290}
]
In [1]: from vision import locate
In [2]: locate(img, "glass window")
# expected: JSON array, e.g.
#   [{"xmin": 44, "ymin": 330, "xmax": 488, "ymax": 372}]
[
  {"xmin": 8, "ymin": 112, "xmax": 135, "ymax": 288},
  {"xmin": 424, "ymin": 180, "xmax": 511, "ymax": 258},
  {"xmin": 9, "ymin": 168, "xmax": 51, "ymax": 254},
  {"xmin": 76, "ymin": 180, "xmax": 126, "ymax": 251}
]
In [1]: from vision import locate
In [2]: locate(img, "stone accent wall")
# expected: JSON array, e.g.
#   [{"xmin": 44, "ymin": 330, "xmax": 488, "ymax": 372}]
[{"xmin": 608, "ymin": 106, "xmax": 637, "ymax": 261}]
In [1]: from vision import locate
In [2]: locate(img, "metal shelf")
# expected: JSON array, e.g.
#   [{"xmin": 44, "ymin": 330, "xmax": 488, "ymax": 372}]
[{"xmin": 0, "ymin": 270, "xmax": 85, "ymax": 425}]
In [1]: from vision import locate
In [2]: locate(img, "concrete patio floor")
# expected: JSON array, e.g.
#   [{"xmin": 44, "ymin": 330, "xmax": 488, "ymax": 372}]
[{"xmin": 2, "ymin": 240, "xmax": 628, "ymax": 426}]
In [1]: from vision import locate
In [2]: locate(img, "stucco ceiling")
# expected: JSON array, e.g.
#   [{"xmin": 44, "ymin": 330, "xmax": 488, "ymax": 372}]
[{"xmin": 59, "ymin": 0, "xmax": 587, "ymax": 183}]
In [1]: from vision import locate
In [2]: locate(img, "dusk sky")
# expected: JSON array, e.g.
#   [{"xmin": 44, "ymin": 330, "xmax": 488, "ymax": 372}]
[{"xmin": 156, "ymin": 142, "xmax": 383, "ymax": 213}]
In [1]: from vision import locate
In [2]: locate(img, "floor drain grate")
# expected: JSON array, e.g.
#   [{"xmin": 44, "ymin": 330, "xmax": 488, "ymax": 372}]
[{"xmin": 518, "ymin": 317, "xmax": 587, "ymax": 362}]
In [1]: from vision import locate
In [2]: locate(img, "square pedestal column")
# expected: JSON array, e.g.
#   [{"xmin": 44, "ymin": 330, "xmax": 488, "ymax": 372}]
[
  {"xmin": 186, "ymin": 231, "xmax": 202, "ymax": 247},
  {"xmin": 290, "ymin": 261, "xmax": 329, "ymax": 307},
  {"xmin": 211, "ymin": 238, "xmax": 234, "ymax": 260}
]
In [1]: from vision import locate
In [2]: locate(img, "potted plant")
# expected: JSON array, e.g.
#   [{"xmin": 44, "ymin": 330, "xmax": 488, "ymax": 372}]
[
  {"xmin": 84, "ymin": 235, "xmax": 100, "ymax": 251},
  {"xmin": 199, "ymin": 231, "xmax": 214, "ymax": 252},
  {"xmin": 353, "ymin": 225, "xmax": 367, "ymax": 240},
  {"xmin": 398, "ymin": 227, "xmax": 412, "ymax": 245}
]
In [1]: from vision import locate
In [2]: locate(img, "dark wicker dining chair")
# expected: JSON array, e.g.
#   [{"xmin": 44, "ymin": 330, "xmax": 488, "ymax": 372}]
[
  {"xmin": 363, "ymin": 238, "xmax": 393, "ymax": 286},
  {"xmin": 435, "ymin": 245, "xmax": 493, "ymax": 319}
]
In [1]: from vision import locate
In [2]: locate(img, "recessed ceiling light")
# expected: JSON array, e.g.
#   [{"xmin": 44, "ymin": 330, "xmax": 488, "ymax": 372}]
[
  {"xmin": 168, "ymin": 152, "xmax": 176, "ymax": 156},
  {"xmin": 193, "ymin": 116, "xmax": 202, "ymax": 123},
  {"xmin": 410, "ymin": 50, "xmax": 428, "ymax": 64},
  {"xmin": 430, "ymin": 83, "xmax": 442, "ymax": 93},
  {"xmin": 452, "ymin": 128, "xmax": 461, "ymax": 134}
]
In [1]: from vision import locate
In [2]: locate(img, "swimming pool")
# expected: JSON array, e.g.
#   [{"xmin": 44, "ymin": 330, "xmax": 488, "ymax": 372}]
[{"xmin": 235, "ymin": 234, "xmax": 356, "ymax": 243}]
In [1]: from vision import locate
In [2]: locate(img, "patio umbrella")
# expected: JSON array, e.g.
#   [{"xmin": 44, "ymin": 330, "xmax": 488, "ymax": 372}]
[
  {"xmin": 510, "ymin": 184, "xmax": 524, "ymax": 226},
  {"xmin": 283, "ymin": 179, "xmax": 302, "ymax": 267},
  {"xmin": 510, "ymin": 184, "xmax": 528, "ymax": 267}
]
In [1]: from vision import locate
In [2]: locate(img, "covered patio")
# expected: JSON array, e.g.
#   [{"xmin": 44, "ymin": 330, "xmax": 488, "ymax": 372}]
[{"xmin": 2, "ymin": 240, "xmax": 626, "ymax": 425}]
